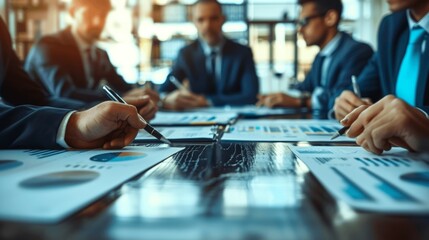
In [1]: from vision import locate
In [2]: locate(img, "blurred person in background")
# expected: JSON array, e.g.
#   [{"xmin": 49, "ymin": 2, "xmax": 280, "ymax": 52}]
[
  {"xmin": 159, "ymin": 0, "xmax": 259, "ymax": 110},
  {"xmin": 257, "ymin": 0, "xmax": 373, "ymax": 119},
  {"xmin": 24, "ymin": 0, "xmax": 158, "ymax": 120}
]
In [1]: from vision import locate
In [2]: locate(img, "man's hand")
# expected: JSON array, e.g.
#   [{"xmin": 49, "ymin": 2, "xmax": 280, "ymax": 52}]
[
  {"xmin": 334, "ymin": 90, "xmax": 372, "ymax": 120},
  {"xmin": 341, "ymin": 95, "xmax": 429, "ymax": 154},
  {"xmin": 123, "ymin": 95, "xmax": 157, "ymax": 121},
  {"xmin": 124, "ymin": 88, "xmax": 160, "ymax": 104},
  {"xmin": 256, "ymin": 93, "xmax": 300, "ymax": 108},
  {"xmin": 162, "ymin": 90, "xmax": 209, "ymax": 110},
  {"xmin": 65, "ymin": 102, "xmax": 147, "ymax": 149}
]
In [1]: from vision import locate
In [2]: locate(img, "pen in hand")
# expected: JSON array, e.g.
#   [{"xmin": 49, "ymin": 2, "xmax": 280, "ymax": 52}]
[
  {"xmin": 351, "ymin": 75, "xmax": 361, "ymax": 98},
  {"xmin": 169, "ymin": 75, "xmax": 188, "ymax": 91},
  {"xmin": 331, "ymin": 75, "xmax": 361, "ymax": 140},
  {"xmin": 102, "ymin": 85, "xmax": 172, "ymax": 145}
]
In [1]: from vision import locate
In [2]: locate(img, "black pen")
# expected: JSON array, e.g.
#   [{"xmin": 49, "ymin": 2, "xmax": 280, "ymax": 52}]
[
  {"xmin": 331, "ymin": 76, "xmax": 361, "ymax": 140},
  {"xmin": 330, "ymin": 126, "xmax": 348, "ymax": 140},
  {"xmin": 102, "ymin": 85, "xmax": 172, "ymax": 145}
]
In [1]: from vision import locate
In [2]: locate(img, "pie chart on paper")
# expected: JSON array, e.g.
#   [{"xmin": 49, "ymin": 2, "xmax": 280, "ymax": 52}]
[
  {"xmin": 90, "ymin": 152, "xmax": 147, "ymax": 163},
  {"xmin": 0, "ymin": 160, "xmax": 23, "ymax": 171},
  {"xmin": 20, "ymin": 170, "xmax": 99, "ymax": 189}
]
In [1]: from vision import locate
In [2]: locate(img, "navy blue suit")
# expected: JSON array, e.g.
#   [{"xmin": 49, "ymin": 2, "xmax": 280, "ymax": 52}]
[
  {"xmin": 356, "ymin": 11, "xmax": 429, "ymax": 113},
  {"xmin": 0, "ymin": 18, "xmax": 70, "ymax": 149},
  {"xmin": 24, "ymin": 28, "xmax": 132, "ymax": 103},
  {"xmin": 294, "ymin": 32, "xmax": 373, "ymax": 118},
  {"xmin": 0, "ymin": 105, "xmax": 70, "ymax": 149},
  {"xmin": 159, "ymin": 39, "xmax": 259, "ymax": 106},
  {"xmin": 0, "ymin": 19, "xmax": 83, "ymax": 109}
]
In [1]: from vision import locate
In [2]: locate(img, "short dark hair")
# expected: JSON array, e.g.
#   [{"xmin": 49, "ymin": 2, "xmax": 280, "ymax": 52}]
[
  {"xmin": 193, "ymin": 0, "xmax": 223, "ymax": 13},
  {"xmin": 298, "ymin": 0, "xmax": 343, "ymax": 19},
  {"xmin": 71, "ymin": 0, "xmax": 112, "ymax": 10}
]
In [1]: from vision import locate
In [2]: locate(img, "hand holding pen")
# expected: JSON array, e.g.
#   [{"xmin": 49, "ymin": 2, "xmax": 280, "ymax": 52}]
[
  {"xmin": 162, "ymin": 75, "xmax": 209, "ymax": 110},
  {"xmin": 103, "ymin": 85, "xmax": 172, "ymax": 145},
  {"xmin": 169, "ymin": 75, "xmax": 188, "ymax": 91},
  {"xmin": 331, "ymin": 76, "xmax": 362, "ymax": 140}
]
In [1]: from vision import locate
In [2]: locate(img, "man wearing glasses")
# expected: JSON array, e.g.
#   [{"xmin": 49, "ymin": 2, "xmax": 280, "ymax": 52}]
[{"xmin": 257, "ymin": 0, "xmax": 373, "ymax": 119}]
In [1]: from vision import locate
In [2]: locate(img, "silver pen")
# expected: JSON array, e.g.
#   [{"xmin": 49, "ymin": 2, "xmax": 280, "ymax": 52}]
[
  {"xmin": 169, "ymin": 75, "xmax": 188, "ymax": 91},
  {"xmin": 102, "ymin": 85, "xmax": 172, "ymax": 145},
  {"xmin": 331, "ymin": 75, "xmax": 361, "ymax": 140},
  {"xmin": 351, "ymin": 75, "xmax": 361, "ymax": 98}
]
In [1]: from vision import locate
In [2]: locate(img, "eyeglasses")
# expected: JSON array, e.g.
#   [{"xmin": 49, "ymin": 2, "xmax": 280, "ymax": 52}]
[{"xmin": 296, "ymin": 13, "xmax": 326, "ymax": 27}]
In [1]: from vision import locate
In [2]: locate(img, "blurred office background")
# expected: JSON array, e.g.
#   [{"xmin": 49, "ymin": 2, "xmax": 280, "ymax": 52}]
[{"xmin": 0, "ymin": 0, "xmax": 389, "ymax": 93}]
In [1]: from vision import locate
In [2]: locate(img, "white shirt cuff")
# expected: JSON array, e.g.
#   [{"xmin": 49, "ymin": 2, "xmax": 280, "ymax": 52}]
[{"xmin": 56, "ymin": 111, "xmax": 76, "ymax": 148}]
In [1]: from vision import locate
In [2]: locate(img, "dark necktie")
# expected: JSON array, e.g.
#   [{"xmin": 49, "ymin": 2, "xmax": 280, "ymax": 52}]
[
  {"xmin": 85, "ymin": 48, "xmax": 97, "ymax": 88},
  {"xmin": 208, "ymin": 51, "xmax": 217, "ymax": 93},
  {"xmin": 316, "ymin": 55, "xmax": 326, "ymax": 86}
]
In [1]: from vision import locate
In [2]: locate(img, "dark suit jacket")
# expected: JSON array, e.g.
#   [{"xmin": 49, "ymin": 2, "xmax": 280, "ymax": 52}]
[
  {"xmin": 355, "ymin": 10, "xmax": 429, "ymax": 113},
  {"xmin": 24, "ymin": 27, "xmax": 132, "ymax": 103},
  {"xmin": 159, "ymin": 39, "xmax": 259, "ymax": 106},
  {"xmin": 0, "ymin": 104, "xmax": 70, "ymax": 149},
  {"xmin": 295, "ymin": 32, "xmax": 374, "ymax": 118},
  {"xmin": 0, "ymin": 18, "xmax": 84, "ymax": 109},
  {"xmin": 0, "ymin": 18, "xmax": 71, "ymax": 149}
]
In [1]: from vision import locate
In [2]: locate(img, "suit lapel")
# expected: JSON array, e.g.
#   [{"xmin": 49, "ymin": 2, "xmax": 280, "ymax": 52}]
[
  {"xmin": 312, "ymin": 54, "xmax": 324, "ymax": 87},
  {"xmin": 324, "ymin": 34, "xmax": 346, "ymax": 87},
  {"xmin": 193, "ymin": 42, "xmax": 208, "ymax": 93},
  {"xmin": 220, "ymin": 40, "xmax": 233, "ymax": 94},
  {"xmin": 392, "ymin": 26, "xmax": 409, "ymax": 93}
]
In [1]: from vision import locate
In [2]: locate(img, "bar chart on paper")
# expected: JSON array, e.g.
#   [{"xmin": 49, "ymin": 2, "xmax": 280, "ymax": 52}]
[
  {"xmin": 150, "ymin": 112, "xmax": 238, "ymax": 126},
  {"xmin": 136, "ymin": 126, "xmax": 217, "ymax": 143},
  {"xmin": 289, "ymin": 145, "xmax": 429, "ymax": 214},
  {"xmin": 189, "ymin": 105, "xmax": 303, "ymax": 118},
  {"xmin": 0, "ymin": 149, "xmax": 85, "ymax": 176},
  {"xmin": 221, "ymin": 119, "xmax": 354, "ymax": 142}
]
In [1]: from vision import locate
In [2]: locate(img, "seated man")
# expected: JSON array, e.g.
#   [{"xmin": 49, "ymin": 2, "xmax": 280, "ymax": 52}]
[
  {"xmin": 257, "ymin": 0, "xmax": 373, "ymax": 119},
  {"xmin": 24, "ymin": 0, "xmax": 159, "ymax": 116},
  {"xmin": 334, "ymin": 0, "xmax": 429, "ymax": 120},
  {"xmin": 0, "ymin": 18, "xmax": 146, "ymax": 149},
  {"xmin": 341, "ymin": 95, "xmax": 429, "ymax": 154},
  {"xmin": 159, "ymin": 0, "xmax": 259, "ymax": 110}
]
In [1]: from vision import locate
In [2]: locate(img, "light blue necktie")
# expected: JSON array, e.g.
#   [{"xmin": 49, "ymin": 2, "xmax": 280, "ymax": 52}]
[{"xmin": 396, "ymin": 27, "xmax": 426, "ymax": 106}]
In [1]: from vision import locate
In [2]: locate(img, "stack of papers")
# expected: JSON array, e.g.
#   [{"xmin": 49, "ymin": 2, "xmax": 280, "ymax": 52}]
[
  {"xmin": 290, "ymin": 145, "xmax": 429, "ymax": 214},
  {"xmin": 0, "ymin": 146, "xmax": 183, "ymax": 223}
]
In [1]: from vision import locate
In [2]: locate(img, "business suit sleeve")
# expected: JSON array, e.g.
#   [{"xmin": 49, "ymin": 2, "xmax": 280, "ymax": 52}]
[
  {"xmin": 294, "ymin": 73, "xmax": 315, "ymax": 93},
  {"xmin": 25, "ymin": 41, "xmax": 108, "ymax": 103},
  {"xmin": 0, "ymin": 18, "xmax": 47, "ymax": 106},
  {"xmin": 0, "ymin": 19, "xmax": 85, "ymax": 109},
  {"xmin": 0, "ymin": 104, "xmax": 71, "ymax": 149},
  {"xmin": 207, "ymin": 48, "xmax": 259, "ymax": 105},
  {"xmin": 159, "ymin": 49, "xmax": 188, "ymax": 93},
  {"xmin": 328, "ymin": 44, "xmax": 375, "ymax": 109},
  {"xmin": 293, "ymin": 55, "xmax": 320, "ymax": 93}
]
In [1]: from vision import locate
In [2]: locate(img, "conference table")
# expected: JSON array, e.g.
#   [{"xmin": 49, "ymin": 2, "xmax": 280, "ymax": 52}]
[{"xmin": 1, "ymin": 109, "xmax": 428, "ymax": 239}]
